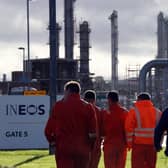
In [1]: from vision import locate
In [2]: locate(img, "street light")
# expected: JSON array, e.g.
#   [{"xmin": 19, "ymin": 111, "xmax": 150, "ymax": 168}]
[
  {"xmin": 18, "ymin": 47, "xmax": 26, "ymax": 82},
  {"xmin": 27, "ymin": 0, "xmax": 32, "ymax": 81},
  {"xmin": 18, "ymin": 47, "xmax": 26, "ymax": 72}
]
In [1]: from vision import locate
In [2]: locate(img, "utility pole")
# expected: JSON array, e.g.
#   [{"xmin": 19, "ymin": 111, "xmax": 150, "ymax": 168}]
[{"xmin": 49, "ymin": 0, "xmax": 57, "ymax": 154}]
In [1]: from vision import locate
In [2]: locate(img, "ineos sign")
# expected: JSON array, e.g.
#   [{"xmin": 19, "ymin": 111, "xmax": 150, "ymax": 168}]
[
  {"xmin": 0, "ymin": 96, "xmax": 50, "ymax": 149},
  {"xmin": 6, "ymin": 104, "xmax": 45, "ymax": 115}
]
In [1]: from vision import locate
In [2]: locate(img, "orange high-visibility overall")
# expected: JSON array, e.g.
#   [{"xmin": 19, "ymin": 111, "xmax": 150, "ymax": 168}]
[
  {"xmin": 89, "ymin": 105, "xmax": 102, "ymax": 168},
  {"xmin": 45, "ymin": 94, "xmax": 97, "ymax": 168},
  {"xmin": 125, "ymin": 100, "xmax": 161, "ymax": 168},
  {"xmin": 102, "ymin": 103, "xmax": 128, "ymax": 168}
]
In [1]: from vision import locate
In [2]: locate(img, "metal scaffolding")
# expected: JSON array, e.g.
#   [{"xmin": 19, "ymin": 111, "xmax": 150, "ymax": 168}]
[{"xmin": 126, "ymin": 64, "xmax": 140, "ymax": 108}]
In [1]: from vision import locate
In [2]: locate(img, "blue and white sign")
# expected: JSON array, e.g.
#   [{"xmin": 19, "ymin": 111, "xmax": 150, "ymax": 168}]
[{"xmin": 0, "ymin": 96, "xmax": 50, "ymax": 149}]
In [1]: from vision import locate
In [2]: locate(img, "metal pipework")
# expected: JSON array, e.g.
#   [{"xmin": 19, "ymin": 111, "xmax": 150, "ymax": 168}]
[{"xmin": 139, "ymin": 59, "xmax": 168, "ymax": 92}]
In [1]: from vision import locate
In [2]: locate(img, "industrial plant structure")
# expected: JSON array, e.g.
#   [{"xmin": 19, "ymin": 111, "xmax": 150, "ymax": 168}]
[
  {"xmin": 136, "ymin": 11, "xmax": 168, "ymax": 110},
  {"xmin": 1, "ymin": 1, "xmax": 168, "ymax": 110},
  {"xmin": 0, "ymin": 0, "xmax": 93, "ymax": 95},
  {"xmin": 157, "ymin": 12, "xmax": 168, "ymax": 58},
  {"xmin": 152, "ymin": 12, "xmax": 168, "ymax": 109}
]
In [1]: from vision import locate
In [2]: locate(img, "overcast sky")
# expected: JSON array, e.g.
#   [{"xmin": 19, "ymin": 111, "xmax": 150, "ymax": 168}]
[{"xmin": 0, "ymin": 0, "xmax": 168, "ymax": 80}]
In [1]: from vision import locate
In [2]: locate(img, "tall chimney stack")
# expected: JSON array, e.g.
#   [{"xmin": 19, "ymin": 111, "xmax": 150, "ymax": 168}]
[
  {"xmin": 56, "ymin": 23, "xmax": 61, "ymax": 58},
  {"xmin": 64, "ymin": 0, "xmax": 76, "ymax": 60},
  {"xmin": 109, "ymin": 10, "xmax": 118, "ymax": 90},
  {"xmin": 79, "ymin": 21, "xmax": 90, "ymax": 76},
  {"xmin": 3, "ymin": 74, "xmax": 7, "ymax": 82}
]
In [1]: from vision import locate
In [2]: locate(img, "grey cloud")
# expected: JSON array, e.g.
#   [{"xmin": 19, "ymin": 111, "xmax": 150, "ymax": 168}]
[
  {"xmin": 0, "ymin": 0, "xmax": 49, "ymax": 44},
  {"xmin": 74, "ymin": 0, "xmax": 160, "ymax": 58},
  {"xmin": 0, "ymin": 0, "xmax": 167, "ymax": 59},
  {"xmin": 1, "ymin": 0, "xmax": 168, "ymax": 79}
]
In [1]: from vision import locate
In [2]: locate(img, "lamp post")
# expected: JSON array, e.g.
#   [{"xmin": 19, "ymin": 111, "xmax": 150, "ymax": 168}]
[
  {"xmin": 18, "ymin": 47, "xmax": 26, "ymax": 82},
  {"xmin": 27, "ymin": 0, "xmax": 32, "ymax": 81},
  {"xmin": 49, "ymin": 0, "xmax": 57, "ymax": 154},
  {"xmin": 18, "ymin": 47, "xmax": 26, "ymax": 72}
]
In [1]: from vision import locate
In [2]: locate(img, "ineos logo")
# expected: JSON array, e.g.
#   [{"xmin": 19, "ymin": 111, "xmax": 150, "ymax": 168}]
[{"xmin": 6, "ymin": 104, "xmax": 45, "ymax": 115}]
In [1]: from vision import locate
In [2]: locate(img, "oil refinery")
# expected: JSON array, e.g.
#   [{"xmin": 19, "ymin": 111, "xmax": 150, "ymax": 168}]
[{"xmin": 0, "ymin": 0, "xmax": 167, "ymax": 111}]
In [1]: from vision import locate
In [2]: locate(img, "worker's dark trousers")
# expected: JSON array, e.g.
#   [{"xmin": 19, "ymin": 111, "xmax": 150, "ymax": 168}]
[
  {"xmin": 89, "ymin": 148, "xmax": 101, "ymax": 168},
  {"xmin": 131, "ymin": 144, "xmax": 157, "ymax": 168},
  {"xmin": 56, "ymin": 154, "xmax": 90, "ymax": 168},
  {"xmin": 104, "ymin": 145, "xmax": 127, "ymax": 168}
]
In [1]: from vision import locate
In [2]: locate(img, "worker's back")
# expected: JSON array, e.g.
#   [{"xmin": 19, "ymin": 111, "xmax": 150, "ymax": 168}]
[
  {"xmin": 102, "ymin": 91, "xmax": 128, "ymax": 168},
  {"xmin": 125, "ymin": 92, "xmax": 161, "ymax": 168},
  {"xmin": 102, "ymin": 103, "xmax": 127, "ymax": 147},
  {"xmin": 46, "ymin": 93, "xmax": 96, "ymax": 157},
  {"xmin": 126, "ymin": 100, "xmax": 159, "ymax": 145},
  {"xmin": 45, "ymin": 81, "xmax": 96, "ymax": 168}
]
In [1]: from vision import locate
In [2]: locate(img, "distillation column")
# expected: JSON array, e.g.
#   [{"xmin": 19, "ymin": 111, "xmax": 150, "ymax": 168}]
[
  {"xmin": 79, "ymin": 21, "xmax": 90, "ymax": 76},
  {"xmin": 56, "ymin": 23, "xmax": 61, "ymax": 59},
  {"xmin": 156, "ymin": 12, "xmax": 168, "ymax": 109},
  {"xmin": 64, "ymin": 0, "xmax": 76, "ymax": 60},
  {"xmin": 78, "ymin": 21, "xmax": 92, "ymax": 90},
  {"xmin": 109, "ymin": 10, "xmax": 118, "ymax": 90}
]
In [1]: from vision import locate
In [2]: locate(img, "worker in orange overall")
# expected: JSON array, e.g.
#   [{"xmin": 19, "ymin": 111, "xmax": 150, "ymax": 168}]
[
  {"xmin": 84, "ymin": 90, "xmax": 102, "ymax": 168},
  {"xmin": 102, "ymin": 91, "xmax": 128, "ymax": 168},
  {"xmin": 45, "ymin": 81, "xmax": 97, "ymax": 168},
  {"xmin": 125, "ymin": 92, "xmax": 161, "ymax": 168}
]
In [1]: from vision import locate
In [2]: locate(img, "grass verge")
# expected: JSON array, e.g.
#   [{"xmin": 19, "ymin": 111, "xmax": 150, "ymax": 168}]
[{"xmin": 0, "ymin": 150, "xmax": 168, "ymax": 168}]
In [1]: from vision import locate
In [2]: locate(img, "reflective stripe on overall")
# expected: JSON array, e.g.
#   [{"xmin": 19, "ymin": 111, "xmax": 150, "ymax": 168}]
[
  {"xmin": 126, "ymin": 107, "xmax": 160, "ymax": 143},
  {"xmin": 133, "ymin": 107, "xmax": 160, "ymax": 139}
]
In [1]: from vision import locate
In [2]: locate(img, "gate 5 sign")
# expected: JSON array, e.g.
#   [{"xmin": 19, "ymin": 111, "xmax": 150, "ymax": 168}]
[{"xmin": 0, "ymin": 96, "xmax": 50, "ymax": 149}]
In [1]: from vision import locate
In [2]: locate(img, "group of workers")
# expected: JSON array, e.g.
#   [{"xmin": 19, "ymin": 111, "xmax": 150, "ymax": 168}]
[{"xmin": 44, "ymin": 80, "xmax": 168, "ymax": 168}]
